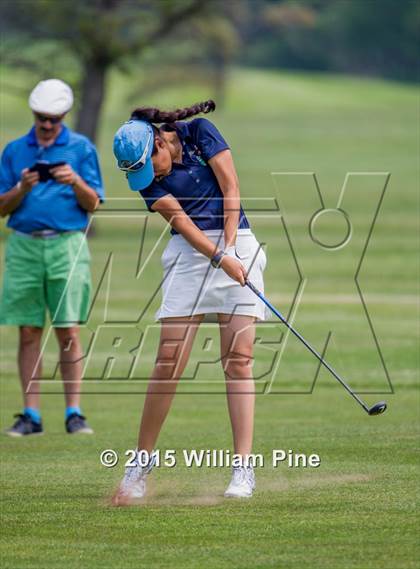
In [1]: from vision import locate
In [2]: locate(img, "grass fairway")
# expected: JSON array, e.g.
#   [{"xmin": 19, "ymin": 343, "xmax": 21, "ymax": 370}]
[{"xmin": 1, "ymin": 68, "xmax": 419, "ymax": 568}]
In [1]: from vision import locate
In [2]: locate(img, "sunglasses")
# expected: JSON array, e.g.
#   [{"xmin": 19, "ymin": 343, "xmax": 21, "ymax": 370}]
[
  {"xmin": 34, "ymin": 113, "xmax": 64, "ymax": 124},
  {"xmin": 118, "ymin": 130, "xmax": 153, "ymax": 172}
]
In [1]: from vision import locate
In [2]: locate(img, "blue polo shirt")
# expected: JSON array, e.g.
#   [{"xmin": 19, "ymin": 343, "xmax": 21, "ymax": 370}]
[
  {"xmin": 0, "ymin": 125, "xmax": 104, "ymax": 233},
  {"xmin": 138, "ymin": 118, "xmax": 250, "ymax": 235}
]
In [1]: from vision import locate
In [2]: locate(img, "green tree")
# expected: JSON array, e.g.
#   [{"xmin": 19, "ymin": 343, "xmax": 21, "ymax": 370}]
[
  {"xmin": 124, "ymin": 9, "xmax": 240, "ymax": 109},
  {"xmin": 0, "ymin": 0, "xmax": 207, "ymax": 142},
  {"xmin": 235, "ymin": 0, "xmax": 419, "ymax": 81}
]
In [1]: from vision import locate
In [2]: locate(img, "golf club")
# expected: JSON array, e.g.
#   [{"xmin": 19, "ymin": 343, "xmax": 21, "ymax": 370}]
[{"xmin": 246, "ymin": 280, "xmax": 387, "ymax": 416}]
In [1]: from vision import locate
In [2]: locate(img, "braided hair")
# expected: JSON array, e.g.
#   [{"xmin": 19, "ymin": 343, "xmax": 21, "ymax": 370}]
[{"xmin": 130, "ymin": 100, "xmax": 216, "ymax": 124}]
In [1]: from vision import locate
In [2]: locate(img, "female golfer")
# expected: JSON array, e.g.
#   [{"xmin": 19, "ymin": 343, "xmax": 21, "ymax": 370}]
[{"xmin": 112, "ymin": 101, "xmax": 267, "ymax": 501}]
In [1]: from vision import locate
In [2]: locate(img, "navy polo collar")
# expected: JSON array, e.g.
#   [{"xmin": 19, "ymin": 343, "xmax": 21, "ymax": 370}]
[
  {"xmin": 26, "ymin": 124, "xmax": 70, "ymax": 147},
  {"xmin": 173, "ymin": 121, "xmax": 191, "ymax": 143}
]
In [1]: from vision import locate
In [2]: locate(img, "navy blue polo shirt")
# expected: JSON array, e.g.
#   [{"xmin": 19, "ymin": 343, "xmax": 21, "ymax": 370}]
[
  {"xmin": 138, "ymin": 118, "xmax": 250, "ymax": 234},
  {"xmin": 0, "ymin": 125, "xmax": 104, "ymax": 233}
]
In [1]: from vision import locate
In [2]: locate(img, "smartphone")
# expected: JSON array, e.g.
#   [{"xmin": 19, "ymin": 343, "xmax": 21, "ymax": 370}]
[{"xmin": 29, "ymin": 161, "xmax": 66, "ymax": 182}]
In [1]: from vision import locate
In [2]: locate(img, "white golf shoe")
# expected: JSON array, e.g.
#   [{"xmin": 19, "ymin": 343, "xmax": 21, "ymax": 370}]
[
  {"xmin": 113, "ymin": 452, "xmax": 156, "ymax": 504},
  {"xmin": 224, "ymin": 465, "xmax": 255, "ymax": 498}
]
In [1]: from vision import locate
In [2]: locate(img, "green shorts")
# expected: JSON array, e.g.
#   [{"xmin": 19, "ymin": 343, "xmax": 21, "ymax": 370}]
[{"xmin": 0, "ymin": 231, "xmax": 91, "ymax": 328}]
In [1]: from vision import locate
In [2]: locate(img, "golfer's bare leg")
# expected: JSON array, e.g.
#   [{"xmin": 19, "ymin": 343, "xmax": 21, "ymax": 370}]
[
  {"xmin": 138, "ymin": 315, "xmax": 203, "ymax": 453},
  {"xmin": 218, "ymin": 314, "xmax": 256, "ymax": 459},
  {"xmin": 54, "ymin": 326, "xmax": 83, "ymax": 408},
  {"xmin": 18, "ymin": 326, "xmax": 43, "ymax": 409}
]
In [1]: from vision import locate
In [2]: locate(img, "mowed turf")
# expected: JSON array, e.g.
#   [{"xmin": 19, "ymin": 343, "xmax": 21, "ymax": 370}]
[{"xmin": 0, "ymin": 67, "xmax": 419, "ymax": 569}]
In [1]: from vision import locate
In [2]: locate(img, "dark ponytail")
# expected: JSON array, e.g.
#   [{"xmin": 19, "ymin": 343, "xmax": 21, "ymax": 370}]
[{"xmin": 130, "ymin": 100, "xmax": 216, "ymax": 124}]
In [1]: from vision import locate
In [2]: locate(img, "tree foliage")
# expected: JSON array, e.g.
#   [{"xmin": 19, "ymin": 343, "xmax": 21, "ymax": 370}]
[
  {"xmin": 0, "ymin": 0, "xmax": 208, "ymax": 141},
  {"xmin": 238, "ymin": 0, "xmax": 419, "ymax": 81},
  {"xmin": 0, "ymin": 0, "xmax": 418, "ymax": 143}
]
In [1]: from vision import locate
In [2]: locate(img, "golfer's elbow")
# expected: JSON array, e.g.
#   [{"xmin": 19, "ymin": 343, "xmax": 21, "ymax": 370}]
[
  {"xmin": 222, "ymin": 185, "xmax": 240, "ymax": 211},
  {"xmin": 170, "ymin": 214, "xmax": 190, "ymax": 234}
]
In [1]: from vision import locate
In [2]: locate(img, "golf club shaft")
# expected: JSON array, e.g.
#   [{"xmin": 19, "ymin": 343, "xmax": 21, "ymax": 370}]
[{"xmin": 246, "ymin": 280, "xmax": 370, "ymax": 413}]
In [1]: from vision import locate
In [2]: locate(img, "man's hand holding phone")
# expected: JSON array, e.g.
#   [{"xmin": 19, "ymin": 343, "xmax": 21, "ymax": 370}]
[
  {"xmin": 20, "ymin": 168, "xmax": 40, "ymax": 194},
  {"xmin": 50, "ymin": 163, "xmax": 78, "ymax": 185},
  {"xmin": 28, "ymin": 161, "xmax": 76, "ymax": 185}
]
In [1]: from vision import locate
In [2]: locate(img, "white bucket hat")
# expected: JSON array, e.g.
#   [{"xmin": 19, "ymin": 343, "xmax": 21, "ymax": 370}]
[{"xmin": 29, "ymin": 79, "xmax": 74, "ymax": 115}]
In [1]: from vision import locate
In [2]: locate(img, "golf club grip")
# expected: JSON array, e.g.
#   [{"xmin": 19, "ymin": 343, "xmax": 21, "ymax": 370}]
[{"xmin": 245, "ymin": 280, "xmax": 261, "ymax": 297}]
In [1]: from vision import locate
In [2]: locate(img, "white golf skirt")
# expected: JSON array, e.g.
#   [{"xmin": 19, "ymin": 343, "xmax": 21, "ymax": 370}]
[{"xmin": 155, "ymin": 229, "xmax": 269, "ymax": 321}]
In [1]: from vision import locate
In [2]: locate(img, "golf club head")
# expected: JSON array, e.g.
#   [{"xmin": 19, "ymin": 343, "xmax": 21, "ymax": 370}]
[{"xmin": 368, "ymin": 401, "xmax": 387, "ymax": 416}]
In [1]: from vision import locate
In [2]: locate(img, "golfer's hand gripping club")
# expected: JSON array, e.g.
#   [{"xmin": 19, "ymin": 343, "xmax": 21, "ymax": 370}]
[{"xmin": 219, "ymin": 254, "xmax": 247, "ymax": 286}]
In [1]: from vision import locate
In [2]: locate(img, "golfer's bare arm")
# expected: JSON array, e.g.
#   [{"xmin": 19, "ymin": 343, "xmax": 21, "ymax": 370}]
[
  {"xmin": 152, "ymin": 195, "xmax": 221, "ymax": 258},
  {"xmin": 151, "ymin": 149, "xmax": 241, "ymax": 254},
  {"xmin": 208, "ymin": 149, "xmax": 240, "ymax": 250},
  {"xmin": 151, "ymin": 195, "xmax": 247, "ymax": 284}
]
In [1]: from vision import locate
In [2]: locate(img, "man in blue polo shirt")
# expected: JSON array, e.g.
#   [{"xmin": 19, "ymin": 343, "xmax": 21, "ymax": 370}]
[{"xmin": 0, "ymin": 78, "xmax": 104, "ymax": 436}]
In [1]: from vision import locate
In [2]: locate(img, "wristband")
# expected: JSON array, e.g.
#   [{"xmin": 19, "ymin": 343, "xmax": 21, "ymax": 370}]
[{"xmin": 211, "ymin": 250, "xmax": 226, "ymax": 268}]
